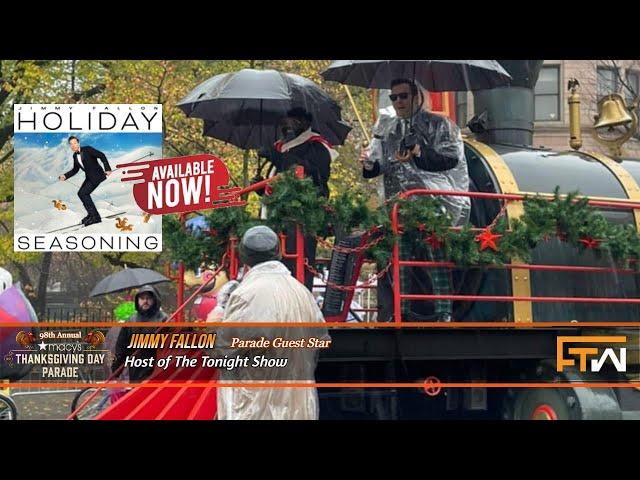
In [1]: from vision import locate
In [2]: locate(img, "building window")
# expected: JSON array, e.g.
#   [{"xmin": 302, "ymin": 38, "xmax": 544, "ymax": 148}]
[
  {"xmin": 626, "ymin": 70, "xmax": 640, "ymax": 139},
  {"xmin": 455, "ymin": 91, "xmax": 468, "ymax": 128},
  {"xmin": 534, "ymin": 66, "xmax": 560, "ymax": 121},
  {"xmin": 625, "ymin": 70, "xmax": 639, "ymax": 104},
  {"xmin": 597, "ymin": 66, "xmax": 618, "ymax": 97}
]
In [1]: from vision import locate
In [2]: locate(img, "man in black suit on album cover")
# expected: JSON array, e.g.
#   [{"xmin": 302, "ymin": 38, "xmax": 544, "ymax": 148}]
[{"xmin": 58, "ymin": 136, "xmax": 112, "ymax": 226}]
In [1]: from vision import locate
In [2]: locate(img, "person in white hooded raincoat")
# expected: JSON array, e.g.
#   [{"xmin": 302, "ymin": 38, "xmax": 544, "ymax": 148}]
[
  {"xmin": 360, "ymin": 78, "xmax": 470, "ymax": 322},
  {"xmin": 215, "ymin": 225, "xmax": 330, "ymax": 420}
]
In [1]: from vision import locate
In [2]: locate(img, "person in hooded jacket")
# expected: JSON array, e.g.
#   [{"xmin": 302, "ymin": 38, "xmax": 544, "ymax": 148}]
[
  {"xmin": 111, "ymin": 284, "xmax": 168, "ymax": 381},
  {"xmin": 215, "ymin": 225, "xmax": 329, "ymax": 420},
  {"xmin": 360, "ymin": 78, "xmax": 470, "ymax": 322},
  {"xmin": 254, "ymin": 107, "xmax": 339, "ymax": 292}
]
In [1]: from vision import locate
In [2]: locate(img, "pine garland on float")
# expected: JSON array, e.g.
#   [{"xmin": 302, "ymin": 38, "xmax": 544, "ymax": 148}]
[{"xmin": 163, "ymin": 170, "xmax": 640, "ymax": 272}]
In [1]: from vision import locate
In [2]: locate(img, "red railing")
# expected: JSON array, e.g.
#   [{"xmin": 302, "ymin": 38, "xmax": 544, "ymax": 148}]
[
  {"xmin": 68, "ymin": 181, "xmax": 640, "ymax": 418},
  {"xmin": 66, "ymin": 261, "xmax": 225, "ymax": 420},
  {"xmin": 224, "ymin": 167, "xmax": 307, "ymax": 285},
  {"xmin": 390, "ymin": 189, "xmax": 640, "ymax": 325}
]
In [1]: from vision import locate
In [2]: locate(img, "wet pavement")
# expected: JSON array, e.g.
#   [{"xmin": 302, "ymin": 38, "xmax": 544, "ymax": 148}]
[{"xmin": 11, "ymin": 391, "xmax": 78, "ymax": 420}]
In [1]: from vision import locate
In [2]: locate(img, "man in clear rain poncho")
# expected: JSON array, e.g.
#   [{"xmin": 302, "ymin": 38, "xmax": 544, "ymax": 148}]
[
  {"xmin": 214, "ymin": 226, "xmax": 330, "ymax": 420},
  {"xmin": 360, "ymin": 78, "xmax": 470, "ymax": 322}
]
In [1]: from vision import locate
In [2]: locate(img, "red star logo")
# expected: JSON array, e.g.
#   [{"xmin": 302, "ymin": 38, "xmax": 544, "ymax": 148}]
[
  {"xmin": 475, "ymin": 227, "xmax": 502, "ymax": 251},
  {"xmin": 425, "ymin": 232, "xmax": 444, "ymax": 250},
  {"xmin": 579, "ymin": 237, "xmax": 600, "ymax": 249}
]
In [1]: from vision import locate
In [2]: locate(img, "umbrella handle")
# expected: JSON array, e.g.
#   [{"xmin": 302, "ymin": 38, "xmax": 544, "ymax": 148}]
[{"xmin": 343, "ymin": 85, "xmax": 370, "ymax": 144}]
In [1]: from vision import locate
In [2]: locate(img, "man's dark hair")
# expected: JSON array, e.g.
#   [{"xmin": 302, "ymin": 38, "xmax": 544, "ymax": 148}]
[
  {"xmin": 390, "ymin": 78, "xmax": 418, "ymax": 95},
  {"xmin": 68, "ymin": 136, "xmax": 79, "ymax": 143},
  {"xmin": 286, "ymin": 107, "xmax": 313, "ymax": 124}
]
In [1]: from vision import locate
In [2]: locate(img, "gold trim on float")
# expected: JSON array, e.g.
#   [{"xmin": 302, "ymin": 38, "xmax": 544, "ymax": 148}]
[
  {"xmin": 580, "ymin": 150, "xmax": 640, "ymax": 231},
  {"xmin": 464, "ymin": 139, "xmax": 533, "ymax": 323},
  {"xmin": 580, "ymin": 151, "xmax": 640, "ymax": 374}
]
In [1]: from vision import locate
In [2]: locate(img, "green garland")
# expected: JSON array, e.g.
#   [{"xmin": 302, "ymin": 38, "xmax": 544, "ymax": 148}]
[
  {"xmin": 516, "ymin": 188, "xmax": 640, "ymax": 268},
  {"xmin": 163, "ymin": 173, "xmax": 640, "ymax": 272},
  {"xmin": 162, "ymin": 215, "xmax": 209, "ymax": 270},
  {"xmin": 202, "ymin": 206, "xmax": 256, "ymax": 264},
  {"xmin": 262, "ymin": 170, "xmax": 329, "ymax": 236}
]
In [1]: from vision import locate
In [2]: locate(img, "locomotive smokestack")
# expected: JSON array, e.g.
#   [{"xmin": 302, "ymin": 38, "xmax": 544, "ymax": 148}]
[{"xmin": 470, "ymin": 60, "xmax": 544, "ymax": 147}]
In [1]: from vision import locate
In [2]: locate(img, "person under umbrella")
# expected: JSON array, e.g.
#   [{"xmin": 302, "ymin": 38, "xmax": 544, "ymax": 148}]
[
  {"xmin": 89, "ymin": 267, "xmax": 170, "ymax": 297},
  {"xmin": 111, "ymin": 285, "xmax": 168, "ymax": 382},
  {"xmin": 360, "ymin": 78, "xmax": 470, "ymax": 322},
  {"xmin": 177, "ymin": 69, "xmax": 351, "ymax": 150},
  {"xmin": 253, "ymin": 107, "xmax": 339, "ymax": 291}
]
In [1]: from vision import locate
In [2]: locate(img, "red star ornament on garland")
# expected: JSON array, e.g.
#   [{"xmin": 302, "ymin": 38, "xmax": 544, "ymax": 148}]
[
  {"xmin": 579, "ymin": 237, "xmax": 600, "ymax": 249},
  {"xmin": 475, "ymin": 227, "xmax": 502, "ymax": 251},
  {"xmin": 425, "ymin": 232, "xmax": 444, "ymax": 250}
]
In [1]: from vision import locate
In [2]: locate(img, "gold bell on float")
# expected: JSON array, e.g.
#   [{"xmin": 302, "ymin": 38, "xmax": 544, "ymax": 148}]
[{"xmin": 594, "ymin": 94, "xmax": 633, "ymax": 130}]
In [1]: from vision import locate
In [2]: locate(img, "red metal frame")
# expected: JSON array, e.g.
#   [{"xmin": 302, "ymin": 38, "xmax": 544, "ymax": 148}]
[
  {"xmin": 390, "ymin": 188, "xmax": 640, "ymax": 325},
  {"xmin": 68, "ymin": 182, "xmax": 640, "ymax": 419},
  {"xmin": 400, "ymin": 260, "xmax": 638, "ymax": 275},
  {"xmin": 228, "ymin": 237, "xmax": 238, "ymax": 280},
  {"xmin": 70, "ymin": 167, "xmax": 319, "ymax": 420},
  {"xmin": 224, "ymin": 167, "xmax": 306, "ymax": 284},
  {"xmin": 294, "ymin": 167, "xmax": 305, "ymax": 284},
  {"xmin": 67, "ymin": 262, "xmax": 225, "ymax": 420},
  {"xmin": 164, "ymin": 214, "xmax": 188, "ymax": 322}
]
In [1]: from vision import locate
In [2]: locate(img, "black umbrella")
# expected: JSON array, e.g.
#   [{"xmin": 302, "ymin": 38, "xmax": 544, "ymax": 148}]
[
  {"xmin": 89, "ymin": 268, "xmax": 170, "ymax": 297},
  {"xmin": 177, "ymin": 68, "xmax": 352, "ymax": 149},
  {"xmin": 200, "ymin": 117, "xmax": 352, "ymax": 152},
  {"xmin": 321, "ymin": 60, "xmax": 512, "ymax": 91}
]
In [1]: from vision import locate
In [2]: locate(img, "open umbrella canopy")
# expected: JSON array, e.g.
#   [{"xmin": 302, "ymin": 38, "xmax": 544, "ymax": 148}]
[
  {"xmin": 90, "ymin": 268, "xmax": 170, "ymax": 297},
  {"xmin": 200, "ymin": 117, "xmax": 352, "ymax": 151},
  {"xmin": 177, "ymin": 68, "xmax": 352, "ymax": 149},
  {"xmin": 321, "ymin": 60, "xmax": 512, "ymax": 91}
]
